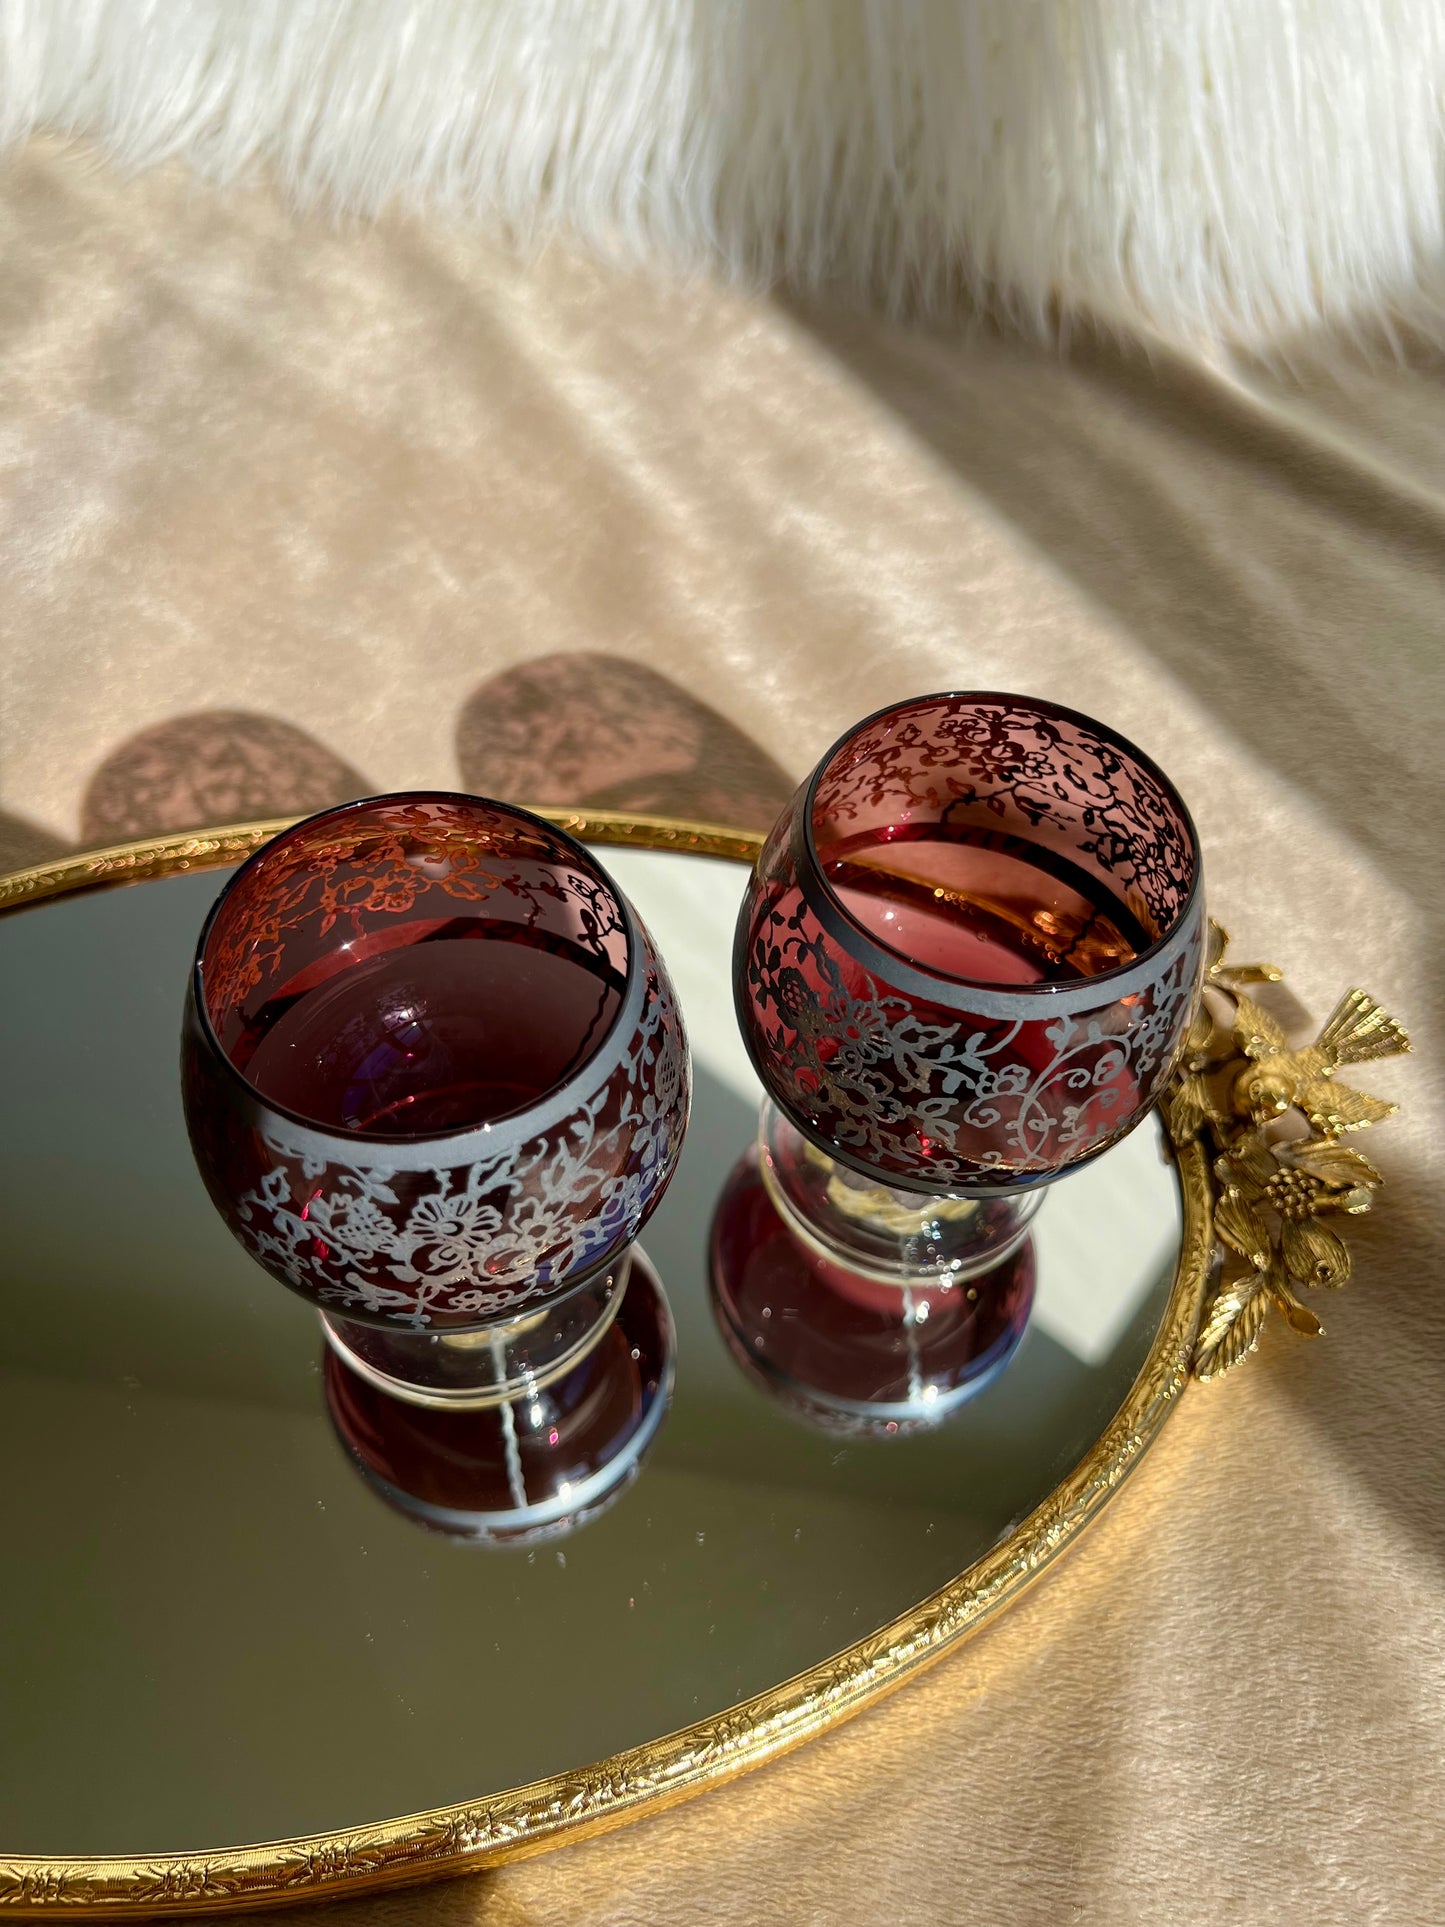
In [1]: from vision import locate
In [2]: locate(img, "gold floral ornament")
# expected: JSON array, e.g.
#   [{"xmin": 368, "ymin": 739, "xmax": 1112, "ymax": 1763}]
[{"xmin": 1166, "ymin": 923, "xmax": 1409, "ymax": 1381}]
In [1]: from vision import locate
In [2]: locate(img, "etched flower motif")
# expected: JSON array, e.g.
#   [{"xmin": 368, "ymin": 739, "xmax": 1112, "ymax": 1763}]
[
  {"xmin": 1011, "ymin": 747, "xmax": 1054, "ymax": 781},
  {"xmin": 311, "ymin": 1191, "xmax": 394, "ymax": 1259},
  {"xmin": 1127, "ymin": 1001, "xmax": 1181, "ymax": 1077},
  {"xmin": 828, "ymin": 1059, "xmax": 899, "ymax": 1115},
  {"xmin": 1057, "ymin": 1090, "xmax": 1122, "ymax": 1145},
  {"xmin": 481, "ymin": 1191, "xmax": 578, "ymax": 1275},
  {"xmin": 401, "ymin": 1193, "xmax": 504, "ymax": 1278},
  {"xmin": 765, "ymin": 962, "xmax": 804, "ymax": 1015},
  {"xmin": 943, "ymin": 712, "xmax": 997, "ymax": 749},
  {"xmin": 652, "ymin": 1029, "xmax": 684, "ymax": 1113},
  {"xmin": 597, "ymin": 1167, "xmax": 649, "ymax": 1232},
  {"xmin": 970, "ymin": 1061, "xmax": 1030, "ymax": 1101},
  {"xmin": 628, "ymin": 1088, "xmax": 676, "ymax": 1172},
  {"xmin": 830, "ymin": 1002, "xmax": 897, "ymax": 1080},
  {"xmin": 444, "ymin": 1281, "xmax": 525, "ymax": 1320},
  {"xmin": 367, "ymin": 875, "xmax": 419, "ymax": 914},
  {"xmin": 945, "ymin": 723, "xmax": 1058, "ymax": 789}
]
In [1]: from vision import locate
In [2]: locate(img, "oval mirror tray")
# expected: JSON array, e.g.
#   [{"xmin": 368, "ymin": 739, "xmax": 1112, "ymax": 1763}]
[{"xmin": 0, "ymin": 813, "xmax": 1220, "ymax": 1913}]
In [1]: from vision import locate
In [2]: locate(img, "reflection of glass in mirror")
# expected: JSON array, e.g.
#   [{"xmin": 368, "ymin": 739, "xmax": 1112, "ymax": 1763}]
[
  {"xmin": 709, "ymin": 1148, "xmax": 1034, "ymax": 1438},
  {"xmin": 731, "ymin": 691, "xmax": 1205, "ymax": 1291},
  {"xmin": 180, "ymin": 793, "xmax": 691, "ymax": 1408},
  {"xmin": 325, "ymin": 1255, "xmax": 675, "ymax": 1546}
]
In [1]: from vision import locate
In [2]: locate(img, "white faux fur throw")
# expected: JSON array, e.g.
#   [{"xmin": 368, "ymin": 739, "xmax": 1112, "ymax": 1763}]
[{"xmin": 5, "ymin": 0, "xmax": 1445, "ymax": 348}]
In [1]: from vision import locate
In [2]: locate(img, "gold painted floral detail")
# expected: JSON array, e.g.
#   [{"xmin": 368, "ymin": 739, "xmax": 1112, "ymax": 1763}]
[{"xmin": 1166, "ymin": 923, "xmax": 1409, "ymax": 1381}]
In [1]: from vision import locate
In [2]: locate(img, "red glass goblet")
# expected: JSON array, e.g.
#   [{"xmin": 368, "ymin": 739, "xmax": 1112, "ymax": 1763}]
[
  {"xmin": 722, "ymin": 691, "xmax": 1204, "ymax": 1324},
  {"xmin": 182, "ymin": 794, "xmax": 690, "ymax": 1406},
  {"xmin": 325, "ymin": 1252, "xmax": 674, "ymax": 1545}
]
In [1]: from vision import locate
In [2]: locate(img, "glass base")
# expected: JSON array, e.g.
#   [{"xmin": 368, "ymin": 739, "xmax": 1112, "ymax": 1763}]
[
  {"xmin": 760, "ymin": 1101, "xmax": 1042, "ymax": 1286},
  {"xmin": 324, "ymin": 1251, "xmax": 674, "ymax": 1546},
  {"xmin": 321, "ymin": 1260, "xmax": 628, "ymax": 1411},
  {"xmin": 709, "ymin": 1146, "xmax": 1035, "ymax": 1438}
]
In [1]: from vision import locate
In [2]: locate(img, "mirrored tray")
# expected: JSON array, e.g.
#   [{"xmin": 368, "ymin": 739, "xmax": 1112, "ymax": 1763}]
[{"xmin": 0, "ymin": 814, "xmax": 1215, "ymax": 1914}]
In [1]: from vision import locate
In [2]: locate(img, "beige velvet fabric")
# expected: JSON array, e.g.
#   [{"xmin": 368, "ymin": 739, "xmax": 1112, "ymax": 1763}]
[{"xmin": 2, "ymin": 140, "xmax": 1442, "ymax": 1925}]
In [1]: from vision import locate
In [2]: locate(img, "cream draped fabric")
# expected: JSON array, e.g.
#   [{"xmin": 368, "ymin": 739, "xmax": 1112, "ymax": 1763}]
[{"xmin": 1, "ymin": 140, "xmax": 1441, "ymax": 1926}]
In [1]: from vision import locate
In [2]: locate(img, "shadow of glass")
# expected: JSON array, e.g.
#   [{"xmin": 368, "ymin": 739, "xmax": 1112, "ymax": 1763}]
[
  {"xmin": 457, "ymin": 653, "xmax": 794, "ymax": 830},
  {"xmin": 81, "ymin": 710, "xmax": 374, "ymax": 844}
]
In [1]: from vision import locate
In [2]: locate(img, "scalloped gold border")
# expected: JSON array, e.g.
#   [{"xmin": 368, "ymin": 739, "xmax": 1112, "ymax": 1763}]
[{"xmin": 0, "ymin": 811, "xmax": 1212, "ymax": 1914}]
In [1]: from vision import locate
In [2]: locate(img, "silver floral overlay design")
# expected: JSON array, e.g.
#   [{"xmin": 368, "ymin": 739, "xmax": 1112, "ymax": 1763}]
[
  {"xmin": 231, "ymin": 961, "xmax": 687, "ymax": 1328},
  {"xmin": 811, "ymin": 697, "xmax": 1194, "ymax": 934},
  {"xmin": 761, "ymin": 913, "xmax": 1202, "ymax": 1185}
]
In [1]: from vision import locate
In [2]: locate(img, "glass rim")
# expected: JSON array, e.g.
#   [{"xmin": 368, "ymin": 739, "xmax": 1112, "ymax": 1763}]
[
  {"xmin": 798, "ymin": 689, "xmax": 1204, "ymax": 1004},
  {"xmin": 190, "ymin": 789, "xmax": 642, "ymax": 1147}
]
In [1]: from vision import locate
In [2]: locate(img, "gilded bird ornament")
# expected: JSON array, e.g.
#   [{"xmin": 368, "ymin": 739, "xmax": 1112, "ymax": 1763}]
[
  {"xmin": 1166, "ymin": 922, "xmax": 1411, "ymax": 1380},
  {"xmin": 1230, "ymin": 987, "xmax": 1408, "ymax": 1133}
]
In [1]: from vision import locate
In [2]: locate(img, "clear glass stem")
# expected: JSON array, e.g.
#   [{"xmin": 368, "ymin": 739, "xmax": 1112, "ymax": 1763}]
[
  {"xmin": 321, "ymin": 1257, "xmax": 630, "ymax": 1410},
  {"xmin": 759, "ymin": 1101, "xmax": 1042, "ymax": 1291}
]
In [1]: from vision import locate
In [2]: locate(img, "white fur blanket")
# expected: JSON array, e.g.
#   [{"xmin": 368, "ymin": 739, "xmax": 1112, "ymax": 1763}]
[{"xmin": 4, "ymin": 0, "xmax": 1444, "ymax": 348}]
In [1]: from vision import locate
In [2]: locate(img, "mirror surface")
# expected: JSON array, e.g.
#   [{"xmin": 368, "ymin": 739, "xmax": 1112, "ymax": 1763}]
[{"xmin": 0, "ymin": 849, "xmax": 1182, "ymax": 1855}]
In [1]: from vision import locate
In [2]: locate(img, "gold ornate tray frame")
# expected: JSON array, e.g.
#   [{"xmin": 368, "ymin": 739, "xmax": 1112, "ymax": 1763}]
[{"xmin": 0, "ymin": 810, "xmax": 1401, "ymax": 1917}]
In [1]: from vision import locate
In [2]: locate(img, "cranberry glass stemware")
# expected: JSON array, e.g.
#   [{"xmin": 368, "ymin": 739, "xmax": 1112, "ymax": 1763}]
[
  {"xmin": 182, "ymin": 794, "xmax": 690, "ymax": 1407},
  {"xmin": 725, "ymin": 692, "xmax": 1204, "ymax": 1314}
]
